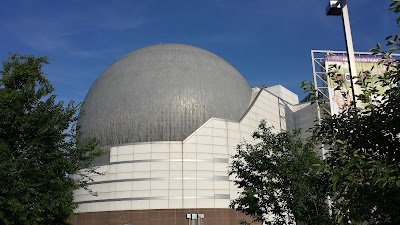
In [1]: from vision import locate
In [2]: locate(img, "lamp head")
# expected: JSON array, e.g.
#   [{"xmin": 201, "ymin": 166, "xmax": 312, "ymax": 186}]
[{"xmin": 326, "ymin": 0, "xmax": 342, "ymax": 15}]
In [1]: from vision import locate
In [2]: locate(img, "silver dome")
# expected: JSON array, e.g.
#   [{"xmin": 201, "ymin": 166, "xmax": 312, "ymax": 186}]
[{"xmin": 79, "ymin": 44, "xmax": 252, "ymax": 146}]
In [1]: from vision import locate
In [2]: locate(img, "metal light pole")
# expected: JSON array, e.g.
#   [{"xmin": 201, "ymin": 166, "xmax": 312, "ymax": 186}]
[
  {"xmin": 327, "ymin": 0, "xmax": 360, "ymax": 106},
  {"xmin": 325, "ymin": 0, "xmax": 360, "ymax": 214}
]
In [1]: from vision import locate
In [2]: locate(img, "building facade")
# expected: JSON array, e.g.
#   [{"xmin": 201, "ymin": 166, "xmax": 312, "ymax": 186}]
[{"xmin": 70, "ymin": 44, "xmax": 316, "ymax": 225}]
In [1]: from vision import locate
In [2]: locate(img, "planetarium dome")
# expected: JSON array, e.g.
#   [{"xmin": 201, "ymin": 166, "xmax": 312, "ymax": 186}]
[{"xmin": 79, "ymin": 44, "xmax": 252, "ymax": 146}]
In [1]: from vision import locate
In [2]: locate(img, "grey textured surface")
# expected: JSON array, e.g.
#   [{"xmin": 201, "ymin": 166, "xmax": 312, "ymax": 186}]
[{"xmin": 79, "ymin": 44, "xmax": 252, "ymax": 146}]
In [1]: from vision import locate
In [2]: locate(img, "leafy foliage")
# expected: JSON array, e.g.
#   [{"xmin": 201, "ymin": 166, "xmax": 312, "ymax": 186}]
[
  {"xmin": 233, "ymin": 1, "xmax": 400, "ymax": 224},
  {"xmin": 309, "ymin": 1, "xmax": 400, "ymax": 223},
  {"xmin": 229, "ymin": 121, "xmax": 332, "ymax": 225},
  {"xmin": 0, "ymin": 54, "xmax": 101, "ymax": 225}
]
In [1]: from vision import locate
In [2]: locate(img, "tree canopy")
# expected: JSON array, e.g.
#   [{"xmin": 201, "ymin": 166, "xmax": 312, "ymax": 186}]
[
  {"xmin": 310, "ymin": 1, "xmax": 400, "ymax": 224},
  {"xmin": 0, "ymin": 54, "xmax": 101, "ymax": 225},
  {"xmin": 229, "ymin": 122, "xmax": 331, "ymax": 225}
]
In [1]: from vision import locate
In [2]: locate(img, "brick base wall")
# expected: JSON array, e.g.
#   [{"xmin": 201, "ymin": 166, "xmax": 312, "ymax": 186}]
[{"xmin": 69, "ymin": 208, "xmax": 261, "ymax": 225}]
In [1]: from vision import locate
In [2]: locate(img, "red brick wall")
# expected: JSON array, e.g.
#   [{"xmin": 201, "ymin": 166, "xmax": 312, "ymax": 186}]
[{"xmin": 69, "ymin": 208, "xmax": 261, "ymax": 225}]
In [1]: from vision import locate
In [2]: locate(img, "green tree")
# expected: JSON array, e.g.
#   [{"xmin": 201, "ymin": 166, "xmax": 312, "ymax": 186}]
[
  {"xmin": 229, "ymin": 121, "xmax": 332, "ymax": 225},
  {"xmin": 0, "ymin": 54, "xmax": 101, "ymax": 225},
  {"xmin": 231, "ymin": 1, "xmax": 400, "ymax": 223},
  {"xmin": 313, "ymin": 54, "xmax": 400, "ymax": 221},
  {"xmin": 306, "ymin": 1, "xmax": 400, "ymax": 224},
  {"xmin": 312, "ymin": 55, "xmax": 400, "ymax": 224}
]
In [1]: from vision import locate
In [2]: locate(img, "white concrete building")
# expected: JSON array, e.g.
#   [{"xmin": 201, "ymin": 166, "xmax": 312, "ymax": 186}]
[{"xmin": 71, "ymin": 44, "xmax": 316, "ymax": 225}]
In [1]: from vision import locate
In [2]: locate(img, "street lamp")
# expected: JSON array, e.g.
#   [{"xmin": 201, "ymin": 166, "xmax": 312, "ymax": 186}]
[{"xmin": 326, "ymin": 0, "xmax": 359, "ymax": 106}]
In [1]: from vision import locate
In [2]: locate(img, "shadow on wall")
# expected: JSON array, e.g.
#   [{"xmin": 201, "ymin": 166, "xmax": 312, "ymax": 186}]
[
  {"xmin": 293, "ymin": 103, "xmax": 319, "ymax": 139},
  {"xmin": 91, "ymin": 147, "xmax": 110, "ymax": 167},
  {"xmin": 283, "ymin": 102, "xmax": 295, "ymax": 131}
]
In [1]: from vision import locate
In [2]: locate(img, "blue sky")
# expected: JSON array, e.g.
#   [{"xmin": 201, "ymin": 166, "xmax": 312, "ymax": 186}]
[{"xmin": 0, "ymin": 0, "xmax": 398, "ymax": 102}]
